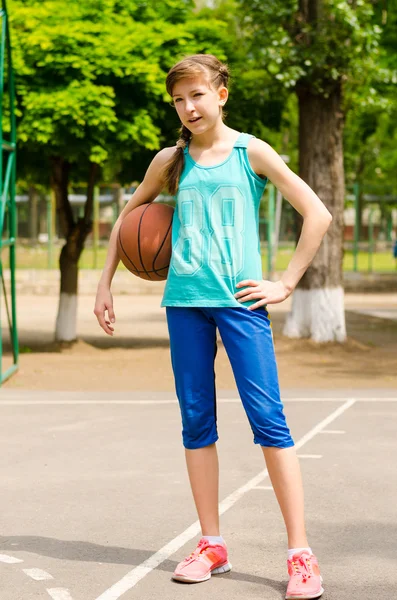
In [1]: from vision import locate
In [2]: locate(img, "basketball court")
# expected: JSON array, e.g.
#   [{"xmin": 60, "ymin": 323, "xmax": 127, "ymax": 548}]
[
  {"xmin": 1, "ymin": 290, "xmax": 396, "ymax": 599},
  {"xmin": 0, "ymin": 388, "xmax": 396, "ymax": 600}
]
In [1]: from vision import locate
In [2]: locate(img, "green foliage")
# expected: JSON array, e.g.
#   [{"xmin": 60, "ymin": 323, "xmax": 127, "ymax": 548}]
[
  {"xmin": 238, "ymin": 0, "xmax": 381, "ymax": 97},
  {"xmin": 343, "ymin": 2, "xmax": 397, "ymax": 192},
  {"xmin": 230, "ymin": 0, "xmax": 396, "ymax": 193},
  {"xmin": 8, "ymin": 0, "xmax": 232, "ymax": 183},
  {"xmin": 5, "ymin": 0, "xmax": 396, "ymax": 195}
]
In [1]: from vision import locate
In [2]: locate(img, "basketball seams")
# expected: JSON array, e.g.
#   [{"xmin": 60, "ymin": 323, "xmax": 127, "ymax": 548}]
[
  {"xmin": 131, "ymin": 266, "xmax": 169, "ymax": 274},
  {"xmin": 117, "ymin": 202, "xmax": 173, "ymax": 280},
  {"xmin": 138, "ymin": 204, "xmax": 153, "ymax": 280},
  {"xmin": 152, "ymin": 212, "xmax": 173, "ymax": 272},
  {"xmin": 119, "ymin": 225, "xmax": 170, "ymax": 276},
  {"xmin": 118, "ymin": 228, "xmax": 139, "ymax": 273}
]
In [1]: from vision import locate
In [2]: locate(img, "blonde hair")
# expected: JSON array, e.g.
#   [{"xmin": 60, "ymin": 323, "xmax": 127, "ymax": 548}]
[{"xmin": 163, "ymin": 54, "xmax": 230, "ymax": 196}]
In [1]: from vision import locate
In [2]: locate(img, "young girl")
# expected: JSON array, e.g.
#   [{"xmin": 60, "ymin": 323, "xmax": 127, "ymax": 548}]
[{"xmin": 94, "ymin": 54, "xmax": 331, "ymax": 599}]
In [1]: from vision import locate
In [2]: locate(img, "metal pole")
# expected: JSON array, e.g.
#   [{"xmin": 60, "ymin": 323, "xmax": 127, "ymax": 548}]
[
  {"xmin": 368, "ymin": 207, "xmax": 374, "ymax": 273},
  {"xmin": 112, "ymin": 199, "xmax": 118, "ymax": 226},
  {"xmin": 353, "ymin": 182, "xmax": 359, "ymax": 272},
  {"xmin": 386, "ymin": 213, "xmax": 392, "ymax": 242},
  {"xmin": 272, "ymin": 188, "xmax": 283, "ymax": 273},
  {"xmin": 267, "ymin": 184, "xmax": 275, "ymax": 280},
  {"xmin": 1, "ymin": 0, "xmax": 19, "ymax": 383},
  {"xmin": 9, "ymin": 150, "xmax": 17, "ymax": 364}
]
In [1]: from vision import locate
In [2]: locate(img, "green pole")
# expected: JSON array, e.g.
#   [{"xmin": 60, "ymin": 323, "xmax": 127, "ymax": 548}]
[
  {"xmin": 9, "ymin": 153, "xmax": 17, "ymax": 364},
  {"xmin": 112, "ymin": 200, "xmax": 118, "ymax": 227},
  {"xmin": 353, "ymin": 182, "xmax": 360, "ymax": 272},
  {"xmin": 368, "ymin": 207, "xmax": 374, "ymax": 273},
  {"xmin": 93, "ymin": 185, "xmax": 99, "ymax": 269},
  {"xmin": 267, "ymin": 184, "xmax": 275, "ymax": 279},
  {"xmin": 1, "ymin": 0, "xmax": 19, "ymax": 383}
]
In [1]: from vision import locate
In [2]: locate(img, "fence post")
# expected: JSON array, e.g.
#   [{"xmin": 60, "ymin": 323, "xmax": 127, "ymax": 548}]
[
  {"xmin": 353, "ymin": 181, "xmax": 360, "ymax": 272},
  {"xmin": 267, "ymin": 184, "xmax": 275, "ymax": 280},
  {"xmin": 368, "ymin": 207, "xmax": 374, "ymax": 273}
]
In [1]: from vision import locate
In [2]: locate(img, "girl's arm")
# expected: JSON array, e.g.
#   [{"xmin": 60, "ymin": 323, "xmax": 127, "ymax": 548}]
[
  {"xmin": 94, "ymin": 146, "xmax": 175, "ymax": 335},
  {"xmin": 235, "ymin": 139, "xmax": 333, "ymax": 309}
]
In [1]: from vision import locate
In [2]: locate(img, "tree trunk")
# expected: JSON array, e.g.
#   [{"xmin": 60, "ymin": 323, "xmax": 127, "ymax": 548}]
[
  {"xmin": 283, "ymin": 84, "xmax": 346, "ymax": 342},
  {"xmin": 50, "ymin": 158, "xmax": 98, "ymax": 342}
]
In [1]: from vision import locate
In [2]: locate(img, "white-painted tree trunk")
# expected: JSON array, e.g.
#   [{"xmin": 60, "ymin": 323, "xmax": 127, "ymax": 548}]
[
  {"xmin": 283, "ymin": 287, "xmax": 346, "ymax": 343},
  {"xmin": 55, "ymin": 293, "xmax": 77, "ymax": 342}
]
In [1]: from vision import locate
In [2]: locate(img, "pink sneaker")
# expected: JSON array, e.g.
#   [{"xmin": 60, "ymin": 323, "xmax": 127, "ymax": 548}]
[
  {"xmin": 286, "ymin": 550, "xmax": 324, "ymax": 599},
  {"xmin": 172, "ymin": 537, "xmax": 232, "ymax": 583}
]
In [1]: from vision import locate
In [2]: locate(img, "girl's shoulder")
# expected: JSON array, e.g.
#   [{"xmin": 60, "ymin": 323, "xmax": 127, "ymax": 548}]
[
  {"xmin": 156, "ymin": 145, "xmax": 178, "ymax": 164},
  {"xmin": 247, "ymin": 137, "xmax": 276, "ymax": 169}
]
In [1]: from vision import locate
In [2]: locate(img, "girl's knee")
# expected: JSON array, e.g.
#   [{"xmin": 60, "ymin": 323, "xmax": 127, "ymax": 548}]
[{"xmin": 183, "ymin": 434, "xmax": 219, "ymax": 450}]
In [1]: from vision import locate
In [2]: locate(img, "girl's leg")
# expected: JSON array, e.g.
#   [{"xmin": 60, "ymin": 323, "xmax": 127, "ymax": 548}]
[
  {"xmin": 166, "ymin": 307, "xmax": 220, "ymax": 537},
  {"xmin": 261, "ymin": 446, "xmax": 308, "ymax": 548},
  {"xmin": 185, "ymin": 443, "xmax": 220, "ymax": 536},
  {"xmin": 215, "ymin": 307, "xmax": 308, "ymax": 548}
]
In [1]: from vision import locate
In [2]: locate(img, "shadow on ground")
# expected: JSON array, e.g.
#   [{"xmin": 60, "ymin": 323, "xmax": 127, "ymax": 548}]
[{"xmin": 2, "ymin": 311, "xmax": 397, "ymax": 354}]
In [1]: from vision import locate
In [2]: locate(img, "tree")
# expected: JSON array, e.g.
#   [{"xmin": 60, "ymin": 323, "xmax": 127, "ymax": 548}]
[
  {"xmin": 344, "ymin": 1, "xmax": 397, "ymax": 206},
  {"xmin": 9, "ymin": 0, "xmax": 231, "ymax": 341},
  {"xmin": 237, "ymin": 0, "xmax": 382, "ymax": 342}
]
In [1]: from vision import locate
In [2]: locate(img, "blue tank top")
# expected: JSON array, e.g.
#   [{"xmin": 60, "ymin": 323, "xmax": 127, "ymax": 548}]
[{"xmin": 161, "ymin": 132, "xmax": 267, "ymax": 308}]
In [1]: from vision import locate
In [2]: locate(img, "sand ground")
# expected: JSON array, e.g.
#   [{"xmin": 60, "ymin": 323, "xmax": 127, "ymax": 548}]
[{"xmin": 2, "ymin": 292, "xmax": 396, "ymax": 391}]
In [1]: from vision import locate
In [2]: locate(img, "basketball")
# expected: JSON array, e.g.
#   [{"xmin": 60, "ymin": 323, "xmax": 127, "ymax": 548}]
[{"xmin": 117, "ymin": 202, "xmax": 174, "ymax": 281}]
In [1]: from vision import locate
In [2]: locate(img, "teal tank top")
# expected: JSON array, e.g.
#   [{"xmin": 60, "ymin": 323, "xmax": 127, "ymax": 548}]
[{"xmin": 161, "ymin": 132, "xmax": 267, "ymax": 309}]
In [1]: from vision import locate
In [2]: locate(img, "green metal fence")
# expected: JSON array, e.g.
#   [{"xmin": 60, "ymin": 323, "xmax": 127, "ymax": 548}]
[{"xmin": 0, "ymin": 0, "xmax": 18, "ymax": 385}]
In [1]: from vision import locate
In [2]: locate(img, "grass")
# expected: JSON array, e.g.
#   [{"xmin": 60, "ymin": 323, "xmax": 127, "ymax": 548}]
[
  {"xmin": 262, "ymin": 247, "xmax": 396, "ymax": 273},
  {"xmin": 1, "ymin": 243, "xmax": 396, "ymax": 273}
]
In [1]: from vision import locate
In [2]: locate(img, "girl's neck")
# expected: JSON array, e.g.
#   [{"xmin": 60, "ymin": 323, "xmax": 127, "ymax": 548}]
[{"xmin": 190, "ymin": 124, "xmax": 236, "ymax": 149}]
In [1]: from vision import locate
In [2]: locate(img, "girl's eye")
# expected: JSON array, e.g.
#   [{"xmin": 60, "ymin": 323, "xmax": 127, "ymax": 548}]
[{"xmin": 174, "ymin": 94, "xmax": 203, "ymax": 103}]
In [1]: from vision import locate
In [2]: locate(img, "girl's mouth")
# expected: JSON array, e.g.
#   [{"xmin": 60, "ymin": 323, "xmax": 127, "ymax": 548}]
[{"xmin": 188, "ymin": 117, "xmax": 202, "ymax": 123}]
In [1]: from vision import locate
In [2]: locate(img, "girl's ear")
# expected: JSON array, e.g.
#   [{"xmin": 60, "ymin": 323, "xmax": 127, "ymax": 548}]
[{"xmin": 218, "ymin": 86, "xmax": 228, "ymax": 105}]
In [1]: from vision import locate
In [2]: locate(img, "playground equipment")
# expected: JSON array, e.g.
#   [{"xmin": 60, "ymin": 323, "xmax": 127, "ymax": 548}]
[{"xmin": 0, "ymin": 0, "xmax": 18, "ymax": 385}]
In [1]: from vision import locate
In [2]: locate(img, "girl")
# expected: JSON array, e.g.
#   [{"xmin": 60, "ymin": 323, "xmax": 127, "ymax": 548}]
[{"xmin": 94, "ymin": 54, "xmax": 331, "ymax": 599}]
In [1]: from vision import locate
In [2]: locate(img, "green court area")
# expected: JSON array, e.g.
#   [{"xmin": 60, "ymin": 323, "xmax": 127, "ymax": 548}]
[
  {"xmin": 264, "ymin": 247, "xmax": 397, "ymax": 273},
  {"xmin": 1, "ymin": 243, "xmax": 396, "ymax": 272}
]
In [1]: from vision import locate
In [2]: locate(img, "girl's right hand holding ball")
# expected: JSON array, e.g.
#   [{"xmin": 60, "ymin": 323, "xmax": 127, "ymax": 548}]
[{"xmin": 94, "ymin": 284, "xmax": 115, "ymax": 336}]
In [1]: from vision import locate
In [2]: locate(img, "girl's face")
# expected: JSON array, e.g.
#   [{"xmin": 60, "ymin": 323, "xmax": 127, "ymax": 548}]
[{"xmin": 171, "ymin": 73, "xmax": 227, "ymax": 133}]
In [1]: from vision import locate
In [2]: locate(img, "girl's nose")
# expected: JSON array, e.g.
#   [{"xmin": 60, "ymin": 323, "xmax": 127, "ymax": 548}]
[{"xmin": 184, "ymin": 99, "xmax": 195, "ymax": 112}]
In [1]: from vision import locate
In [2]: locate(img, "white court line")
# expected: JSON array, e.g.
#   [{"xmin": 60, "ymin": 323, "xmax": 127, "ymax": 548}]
[
  {"xmin": 47, "ymin": 589, "xmax": 74, "ymax": 600},
  {"xmin": 297, "ymin": 454, "xmax": 323, "ymax": 459},
  {"xmin": 0, "ymin": 397, "xmax": 396, "ymax": 406},
  {"xmin": 23, "ymin": 568, "xmax": 54, "ymax": 581},
  {"xmin": 252, "ymin": 485, "xmax": 273, "ymax": 490},
  {"xmin": 0, "ymin": 553, "xmax": 23, "ymax": 564},
  {"xmin": 319, "ymin": 429, "xmax": 345, "ymax": 434},
  {"xmin": 93, "ymin": 398, "xmax": 356, "ymax": 600}
]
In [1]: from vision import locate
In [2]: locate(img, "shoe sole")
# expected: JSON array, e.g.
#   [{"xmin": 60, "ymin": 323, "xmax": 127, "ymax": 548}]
[
  {"xmin": 285, "ymin": 577, "xmax": 324, "ymax": 599},
  {"xmin": 172, "ymin": 561, "xmax": 232, "ymax": 583}
]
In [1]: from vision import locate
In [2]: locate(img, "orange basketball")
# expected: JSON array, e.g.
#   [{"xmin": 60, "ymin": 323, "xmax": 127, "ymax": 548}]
[{"xmin": 117, "ymin": 202, "xmax": 174, "ymax": 281}]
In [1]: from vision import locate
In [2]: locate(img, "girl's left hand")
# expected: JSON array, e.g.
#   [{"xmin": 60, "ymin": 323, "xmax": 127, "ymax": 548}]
[{"xmin": 234, "ymin": 279, "xmax": 291, "ymax": 310}]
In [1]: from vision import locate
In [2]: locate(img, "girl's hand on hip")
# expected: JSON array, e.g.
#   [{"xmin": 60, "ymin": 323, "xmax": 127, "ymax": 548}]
[
  {"xmin": 94, "ymin": 285, "xmax": 115, "ymax": 335},
  {"xmin": 234, "ymin": 279, "xmax": 290, "ymax": 310}
]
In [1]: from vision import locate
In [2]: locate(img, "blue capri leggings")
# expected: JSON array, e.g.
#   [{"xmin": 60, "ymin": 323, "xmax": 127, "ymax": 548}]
[{"xmin": 165, "ymin": 306, "xmax": 294, "ymax": 450}]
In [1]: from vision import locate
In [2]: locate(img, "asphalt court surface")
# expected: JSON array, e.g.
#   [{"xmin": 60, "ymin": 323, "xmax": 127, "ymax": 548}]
[{"xmin": 1, "ymin": 389, "xmax": 396, "ymax": 600}]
